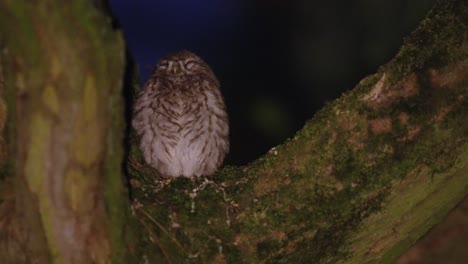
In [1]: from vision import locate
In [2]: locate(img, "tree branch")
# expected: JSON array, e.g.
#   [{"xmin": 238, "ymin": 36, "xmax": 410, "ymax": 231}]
[{"xmin": 127, "ymin": 0, "xmax": 467, "ymax": 263}]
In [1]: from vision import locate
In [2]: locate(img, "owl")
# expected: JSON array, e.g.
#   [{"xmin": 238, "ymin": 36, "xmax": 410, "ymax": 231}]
[{"xmin": 132, "ymin": 50, "xmax": 229, "ymax": 177}]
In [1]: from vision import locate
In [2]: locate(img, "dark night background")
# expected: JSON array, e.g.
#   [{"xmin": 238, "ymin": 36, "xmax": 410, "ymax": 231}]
[{"xmin": 109, "ymin": 0, "xmax": 436, "ymax": 166}]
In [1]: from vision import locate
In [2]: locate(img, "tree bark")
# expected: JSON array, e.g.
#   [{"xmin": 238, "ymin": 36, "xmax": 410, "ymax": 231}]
[
  {"xmin": 0, "ymin": 1, "xmax": 131, "ymax": 263},
  {"xmin": 1, "ymin": 0, "xmax": 467, "ymax": 263}
]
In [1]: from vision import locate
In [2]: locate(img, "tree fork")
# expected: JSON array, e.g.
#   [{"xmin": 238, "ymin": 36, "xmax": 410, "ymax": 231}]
[{"xmin": 0, "ymin": 0, "xmax": 466, "ymax": 263}]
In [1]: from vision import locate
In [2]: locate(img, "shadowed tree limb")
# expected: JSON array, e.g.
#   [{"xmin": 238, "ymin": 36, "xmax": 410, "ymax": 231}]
[{"xmin": 127, "ymin": 0, "xmax": 467, "ymax": 263}]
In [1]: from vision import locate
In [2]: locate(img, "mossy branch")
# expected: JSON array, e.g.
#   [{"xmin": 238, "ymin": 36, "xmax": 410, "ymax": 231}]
[{"xmin": 127, "ymin": 0, "xmax": 467, "ymax": 263}]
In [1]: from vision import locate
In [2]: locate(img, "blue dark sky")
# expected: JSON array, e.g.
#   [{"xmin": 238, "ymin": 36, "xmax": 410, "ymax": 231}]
[
  {"xmin": 109, "ymin": 0, "xmax": 435, "ymax": 164},
  {"xmin": 110, "ymin": 0, "xmax": 241, "ymax": 82}
]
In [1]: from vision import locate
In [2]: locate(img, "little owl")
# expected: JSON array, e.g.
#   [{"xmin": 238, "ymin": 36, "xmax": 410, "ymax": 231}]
[{"xmin": 132, "ymin": 50, "xmax": 229, "ymax": 177}]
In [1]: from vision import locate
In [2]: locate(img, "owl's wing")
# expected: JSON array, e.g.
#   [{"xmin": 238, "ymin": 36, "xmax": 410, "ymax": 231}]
[
  {"xmin": 183, "ymin": 81, "xmax": 229, "ymax": 163},
  {"xmin": 132, "ymin": 88, "xmax": 154, "ymax": 135}
]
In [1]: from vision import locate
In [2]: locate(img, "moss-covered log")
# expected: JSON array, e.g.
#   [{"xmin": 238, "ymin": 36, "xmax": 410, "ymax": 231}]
[
  {"xmin": 127, "ymin": 0, "xmax": 467, "ymax": 263},
  {"xmin": 0, "ymin": 0, "xmax": 466, "ymax": 263},
  {"xmin": 0, "ymin": 1, "xmax": 131, "ymax": 263}
]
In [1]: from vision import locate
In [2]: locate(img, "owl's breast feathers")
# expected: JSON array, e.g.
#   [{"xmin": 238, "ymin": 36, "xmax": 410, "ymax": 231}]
[{"xmin": 132, "ymin": 51, "xmax": 229, "ymax": 177}]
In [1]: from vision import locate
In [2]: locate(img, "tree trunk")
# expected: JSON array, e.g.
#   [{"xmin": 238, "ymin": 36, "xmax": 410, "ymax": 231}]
[
  {"xmin": 0, "ymin": 1, "xmax": 131, "ymax": 263},
  {"xmin": 1, "ymin": 0, "xmax": 467, "ymax": 263}
]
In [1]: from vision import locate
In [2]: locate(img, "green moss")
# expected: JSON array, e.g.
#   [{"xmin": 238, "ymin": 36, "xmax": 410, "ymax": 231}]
[
  {"xmin": 69, "ymin": 2, "xmax": 108, "ymax": 88},
  {"xmin": 212, "ymin": 165, "xmax": 245, "ymax": 182},
  {"xmin": 1, "ymin": 2, "xmax": 41, "ymax": 73},
  {"xmin": 385, "ymin": 0, "xmax": 467, "ymax": 81},
  {"xmin": 274, "ymin": 189, "xmax": 387, "ymax": 263},
  {"xmin": 333, "ymin": 143, "xmax": 354, "ymax": 181},
  {"xmin": 257, "ymin": 239, "xmax": 284, "ymax": 260},
  {"xmin": 375, "ymin": 146, "xmax": 467, "ymax": 264}
]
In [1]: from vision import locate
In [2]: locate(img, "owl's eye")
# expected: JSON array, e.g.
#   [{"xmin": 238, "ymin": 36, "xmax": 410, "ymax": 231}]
[
  {"xmin": 159, "ymin": 62, "xmax": 168, "ymax": 69},
  {"xmin": 185, "ymin": 61, "xmax": 195, "ymax": 70}
]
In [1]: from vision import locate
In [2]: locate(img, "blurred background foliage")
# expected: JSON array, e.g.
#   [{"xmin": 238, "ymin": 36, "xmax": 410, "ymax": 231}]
[{"xmin": 109, "ymin": 0, "xmax": 436, "ymax": 165}]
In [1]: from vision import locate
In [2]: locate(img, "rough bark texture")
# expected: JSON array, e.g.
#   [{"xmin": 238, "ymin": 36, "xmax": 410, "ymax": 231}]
[
  {"xmin": 394, "ymin": 196, "xmax": 468, "ymax": 264},
  {"xmin": 0, "ymin": 1, "xmax": 130, "ymax": 263},
  {"xmin": 127, "ymin": 0, "xmax": 467, "ymax": 263},
  {"xmin": 0, "ymin": 0, "xmax": 466, "ymax": 264}
]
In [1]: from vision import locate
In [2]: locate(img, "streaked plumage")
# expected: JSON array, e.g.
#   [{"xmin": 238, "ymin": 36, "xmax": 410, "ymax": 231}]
[{"xmin": 132, "ymin": 50, "xmax": 229, "ymax": 177}]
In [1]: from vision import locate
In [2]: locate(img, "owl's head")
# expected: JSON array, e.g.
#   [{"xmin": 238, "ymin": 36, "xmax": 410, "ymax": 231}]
[{"xmin": 155, "ymin": 50, "xmax": 209, "ymax": 77}]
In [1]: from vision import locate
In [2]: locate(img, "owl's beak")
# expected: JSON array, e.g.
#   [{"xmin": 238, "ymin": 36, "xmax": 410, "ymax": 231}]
[{"xmin": 172, "ymin": 63, "xmax": 182, "ymax": 74}]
